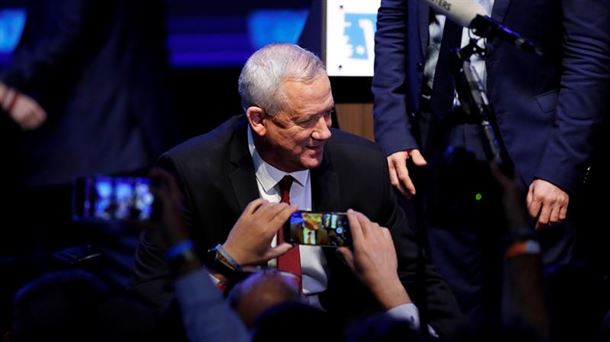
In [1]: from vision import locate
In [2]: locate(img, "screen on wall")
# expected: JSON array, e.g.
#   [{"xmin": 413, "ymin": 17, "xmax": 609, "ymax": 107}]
[{"xmin": 324, "ymin": 0, "xmax": 381, "ymax": 77}]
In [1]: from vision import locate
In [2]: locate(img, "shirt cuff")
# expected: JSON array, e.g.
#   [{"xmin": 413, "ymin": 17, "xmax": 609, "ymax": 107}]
[
  {"xmin": 385, "ymin": 303, "xmax": 439, "ymax": 338},
  {"xmin": 386, "ymin": 303, "xmax": 420, "ymax": 329}
]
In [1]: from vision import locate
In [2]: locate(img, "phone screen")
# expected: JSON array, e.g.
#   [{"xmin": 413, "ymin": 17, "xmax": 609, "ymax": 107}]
[
  {"xmin": 284, "ymin": 211, "xmax": 351, "ymax": 247},
  {"xmin": 73, "ymin": 176, "xmax": 154, "ymax": 221}
]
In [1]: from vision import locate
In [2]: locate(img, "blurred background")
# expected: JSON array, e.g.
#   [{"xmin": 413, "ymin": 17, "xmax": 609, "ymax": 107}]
[{"xmin": 0, "ymin": 0, "xmax": 313, "ymax": 137}]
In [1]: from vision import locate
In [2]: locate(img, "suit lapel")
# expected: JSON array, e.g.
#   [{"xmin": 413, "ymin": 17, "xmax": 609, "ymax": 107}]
[
  {"xmin": 228, "ymin": 118, "xmax": 260, "ymax": 211},
  {"xmin": 311, "ymin": 139, "xmax": 341, "ymax": 212},
  {"xmin": 226, "ymin": 119, "xmax": 343, "ymax": 213}
]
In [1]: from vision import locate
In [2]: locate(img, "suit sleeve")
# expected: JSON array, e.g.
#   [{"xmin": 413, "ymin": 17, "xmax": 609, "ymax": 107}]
[
  {"xmin": 535, "ymin": 0, "xmax": 610, "ymax": 193},
  {"xmin": 1, "ymin": 0, "xmax": 99, "ymax": 91},
  {"xmin": 371, "ymin": 0, "xmax": 419, "ymax": 155},
  {"xmin": 129, "ymin": 155, "xmax": 194, "ymax": 311}
]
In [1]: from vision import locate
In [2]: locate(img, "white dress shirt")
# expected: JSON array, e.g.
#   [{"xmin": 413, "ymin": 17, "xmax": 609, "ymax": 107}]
[
  {"xmin": 425, "ymin": 0, "xmax": 495, "ymax": 99},
  {"xmin": 247, "ymin": 129, "xmax": 428, "ymax": 330},
  {"xmin": 247, "ymin": 128, "xmax": 328, "ymax": 296}
]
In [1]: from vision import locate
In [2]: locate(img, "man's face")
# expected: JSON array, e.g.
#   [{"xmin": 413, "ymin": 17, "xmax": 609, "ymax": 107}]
[{"xmin": 257, "ymin": 76, "xmax": 334, "ymax": 172}]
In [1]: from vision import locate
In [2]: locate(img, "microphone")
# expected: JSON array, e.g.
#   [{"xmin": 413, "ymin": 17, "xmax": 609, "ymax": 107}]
[{"xmin": 424, "ymin": 0, "xmax": 542, "ymax": 55}]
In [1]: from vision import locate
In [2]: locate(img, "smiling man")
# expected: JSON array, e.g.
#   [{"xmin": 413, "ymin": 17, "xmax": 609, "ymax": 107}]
[{"xmin": 130, "ymin": 43, "xmax": 464, "ymax": 337}]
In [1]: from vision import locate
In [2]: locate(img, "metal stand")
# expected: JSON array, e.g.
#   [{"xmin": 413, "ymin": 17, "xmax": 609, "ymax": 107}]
[{"xmin": 449, "ymin": 38, "xmax": 514, "ymax": 177}]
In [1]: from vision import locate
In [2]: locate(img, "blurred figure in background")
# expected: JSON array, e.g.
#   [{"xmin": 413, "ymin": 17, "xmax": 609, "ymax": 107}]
[
  {"xmin": 0, "ymin": 0, "xmax": 179, "ymax": 255},
  {"xmin": 0, "ymin": 0, "xmax": 179, "ymax": 335}
]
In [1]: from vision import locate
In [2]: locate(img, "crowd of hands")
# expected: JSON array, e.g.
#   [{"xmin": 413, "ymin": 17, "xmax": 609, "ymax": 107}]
[
  {"xmin": 149, "ymin": 167, "xmax": 412, "ymax": 312},
  {"xmin": 139, "ymin": 156, "xmax": 548, "ymax": 336}
]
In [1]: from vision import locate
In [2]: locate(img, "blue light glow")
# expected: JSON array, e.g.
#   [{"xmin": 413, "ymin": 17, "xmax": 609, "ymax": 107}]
[
  {"xmin": 0, "ymin": 9, "xmax": 25, "ymax": 53},
  {"xmin": 247, "ymin": 10, "xmax": 307, "ymax": 49}
]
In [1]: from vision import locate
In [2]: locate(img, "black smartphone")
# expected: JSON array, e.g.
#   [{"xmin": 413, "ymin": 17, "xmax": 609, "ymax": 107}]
[
  {"xmin": 72, "ymin": 176, "xmax": 154, "ymax": 222},
  {"xmin": 53, "ymin": 244, "xmax": 105, "ymax": 266},
  {"xmin": 283, "ymin": 211, "xmax": 352, "ymax": 247}
]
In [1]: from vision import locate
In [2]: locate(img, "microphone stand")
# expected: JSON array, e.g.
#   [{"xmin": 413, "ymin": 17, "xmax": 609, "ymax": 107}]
[{"xmin": 448, "ymin": 38, "xmax": 514, "ymax": 177}]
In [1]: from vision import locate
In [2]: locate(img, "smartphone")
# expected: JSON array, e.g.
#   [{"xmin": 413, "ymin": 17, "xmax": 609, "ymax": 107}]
[
  {"xmin": 53, "ymin": 244, "xmax": 105, "ymax": 266},
  {"xmin": 72, "ymin": 176, "xmax": 154, "ymax": 221},
  {"xmin": 283, "ymin": 211, "xmax": 352, "ymax": 247}
]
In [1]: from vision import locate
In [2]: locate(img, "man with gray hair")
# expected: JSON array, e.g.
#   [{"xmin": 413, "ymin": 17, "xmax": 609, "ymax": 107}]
[{"xmin": 131, "ymin": 43, "xmax": 464, "ymax": 338}]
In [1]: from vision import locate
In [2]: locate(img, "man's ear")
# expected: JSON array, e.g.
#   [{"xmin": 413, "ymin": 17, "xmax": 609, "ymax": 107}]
[{"xmin": 246, "ymin": 106, "xmax": 266, "ymax": 137}]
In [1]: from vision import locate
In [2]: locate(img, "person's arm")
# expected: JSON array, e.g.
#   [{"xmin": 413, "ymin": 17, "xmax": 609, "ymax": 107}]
[
  {"xmin": 337, "ymin": 209, "xmax": 411, "ymax": 310},
  {"xmin": 146, "ymin": 167, "xmax": 249, "ymax": 342},
  {"xmin": 337, "ymin": 209, "xmax": 438, "ymax": 336},
  {"xmin": 1, "ymin": 0, "xmax": 100, "ymax": 129},
  {"xmin": 174, "ymin": 269, "xmax": 249, "ymax": 342},
  {"xmin": 131, "ymin": 161, "xmax": 296, "ymax": 308},
  {"xmin": 529, "ymin": 0, "xmax": 610, "ymax": 228},
  {"xmin": 1, "ymin": 0, "xmax": 99, "ymax": 90},
  {"xmin": 372, "ymin": 0, "xmax": 427, "ymax": 197}
]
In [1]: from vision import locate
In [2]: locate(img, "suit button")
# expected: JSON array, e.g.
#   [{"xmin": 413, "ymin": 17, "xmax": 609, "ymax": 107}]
[{"xmin": 417, "ymin": 62, "xmax": 424, "ymax": 71}]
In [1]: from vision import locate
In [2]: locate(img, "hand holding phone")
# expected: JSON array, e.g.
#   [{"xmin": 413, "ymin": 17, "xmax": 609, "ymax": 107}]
[
  {"xmin": 73, "ymin": 176, "xmax": 154, "ymax": 222},
  {"xmin": 283, "ymin": 211, "xmax": 352, "ymax": 248},
  {"xmin": 336, "ymin": 209, "xmax": 411, "ymax": 309}
]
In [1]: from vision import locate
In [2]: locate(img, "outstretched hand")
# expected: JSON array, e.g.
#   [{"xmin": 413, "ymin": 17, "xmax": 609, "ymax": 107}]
[
  {"xmin": 223, "ymin": 199, "xmax": 296, "ymax": 267},
  {"xmin": 337, "ymin": 209, "xmax": 411, "ymax": 309},
  {"xmin": 387, "ymin": 149, "xmax": 427, "ymax": 197}
]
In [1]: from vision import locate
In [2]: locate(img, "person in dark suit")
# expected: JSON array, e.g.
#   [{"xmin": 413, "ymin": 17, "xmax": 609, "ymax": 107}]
[
  {"xmin": 0, "ymin": 0, "xmax": 180, "ymax": 332},
  {"xmin": 0, "ymin": 0, "xmax": 179, "ymax": 252},
  {"xmin": 131, "ymin": 43, "xmax": 465, "ymax": 338},
  {"xmin": 1, "ymin": 0, "xmax": 177, "ymax": 188},
  {"xmin": 372, "ymin": 0, "xmax": 610, "ymax": 328}
]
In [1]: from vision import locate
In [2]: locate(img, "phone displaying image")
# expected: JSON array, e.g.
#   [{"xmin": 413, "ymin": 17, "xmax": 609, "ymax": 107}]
[
  {"xmin": 283, "ymin": 211, "xmax": 351, "ymax": 248},
  {"xmin": 72, "ymin": 176, "xmax": 154, "ymax": 221}
]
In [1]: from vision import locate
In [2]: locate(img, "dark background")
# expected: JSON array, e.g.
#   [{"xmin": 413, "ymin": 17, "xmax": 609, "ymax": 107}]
[{"xmin": 0, "ymin": 0, "xmax": 314, "ymax": 139}]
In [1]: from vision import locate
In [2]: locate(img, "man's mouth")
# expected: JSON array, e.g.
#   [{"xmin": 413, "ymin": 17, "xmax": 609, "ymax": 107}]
[{"xmin": 307, "ymin": 144, "xmax": 324, "ymax": 152}]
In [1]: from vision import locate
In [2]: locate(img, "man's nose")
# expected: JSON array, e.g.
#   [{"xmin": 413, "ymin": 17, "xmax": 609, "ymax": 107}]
[{"xmin": 312, "ymin": 115, "xmax": 332, "ymax": 140}]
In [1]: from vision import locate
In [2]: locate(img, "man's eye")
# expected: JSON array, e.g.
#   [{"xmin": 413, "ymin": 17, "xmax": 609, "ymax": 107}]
[
  {"xmin": 296, "ymin": 111, "xmax": 331, "ymax": 126},
  {"xmin": 297, "ymin": 116, "xmax": 317, "ymax": 125}
]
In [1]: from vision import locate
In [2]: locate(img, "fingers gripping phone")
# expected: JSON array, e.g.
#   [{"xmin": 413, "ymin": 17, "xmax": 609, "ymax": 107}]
[
  {"xmin": 283, "ymin": 211, "xmax": 352, "ymax": 247},
  {"xmin": 73, "ymin": 176, "xmax": 154, "ymax": 221}
]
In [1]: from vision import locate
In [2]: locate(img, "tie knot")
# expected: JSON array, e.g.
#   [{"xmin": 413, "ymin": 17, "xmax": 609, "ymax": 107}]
[{"xmin": 278, "ymin": 176, "xmax": 293, "ymax": 204}]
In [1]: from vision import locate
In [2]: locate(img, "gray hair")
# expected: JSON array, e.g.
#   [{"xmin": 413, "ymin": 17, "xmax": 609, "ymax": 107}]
[{"xmin": 238, "ymin": 43, "xmax": 327, "ymax": 116}]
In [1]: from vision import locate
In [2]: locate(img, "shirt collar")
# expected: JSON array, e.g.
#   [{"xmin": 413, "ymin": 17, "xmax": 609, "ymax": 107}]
[{"xmin": 247, "ymin": 127, "xmax": 309, "ymax": 193}]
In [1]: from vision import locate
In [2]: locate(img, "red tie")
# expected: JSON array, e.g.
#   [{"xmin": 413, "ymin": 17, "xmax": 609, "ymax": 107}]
[{"xmin": 276, "ymin": 175, "xmax": 302, "ymax": 290}]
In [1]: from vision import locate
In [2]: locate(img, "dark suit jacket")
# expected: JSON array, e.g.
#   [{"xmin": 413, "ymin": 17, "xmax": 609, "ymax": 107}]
[
  {"xmin": 131, "ymin": 115, "xmax": 465, "ymax": 336},
  {"xmin": 372, "ymin": 0, "xmax": 610, "ymax": 195},
  {"xmin": 1, "ymin": 0, "xmax": 178, "ymax": 187}
]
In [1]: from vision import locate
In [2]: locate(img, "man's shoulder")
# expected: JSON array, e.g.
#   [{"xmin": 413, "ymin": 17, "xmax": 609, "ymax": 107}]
[
  {"xmin": 327, "ymin": 128, "xmax": 385, "ymax": 159},
  {"xmin": 162, "ymin": 115, "xmax": 246, "ymax": 162}
]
